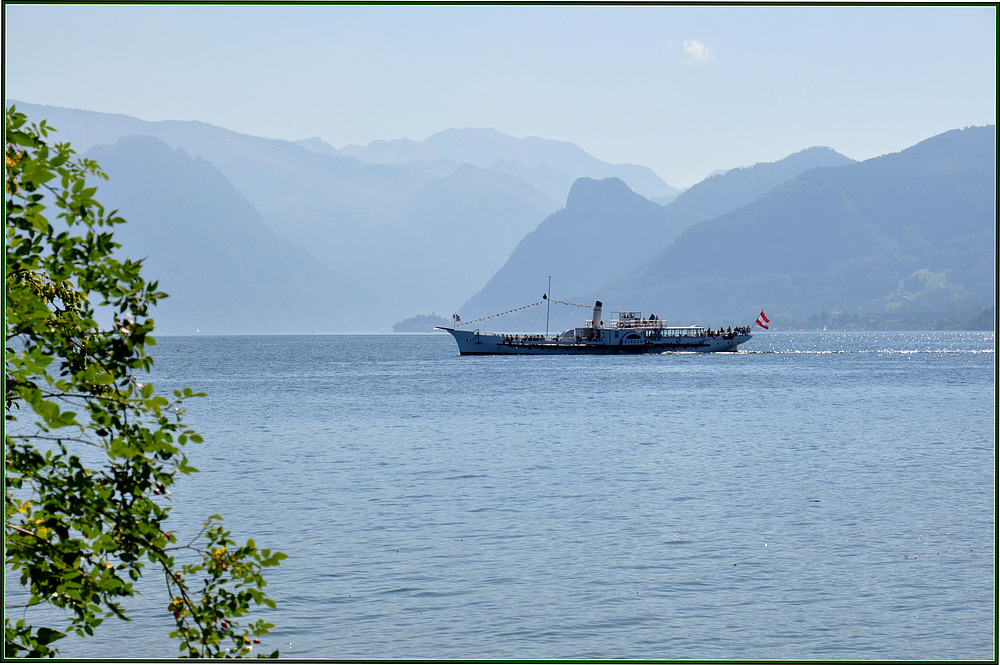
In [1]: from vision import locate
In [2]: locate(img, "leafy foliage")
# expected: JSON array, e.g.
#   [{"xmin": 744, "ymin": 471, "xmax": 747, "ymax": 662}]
[{"xmin": 5, "ymin": 106, "xmax": 285, "ymax": 658}]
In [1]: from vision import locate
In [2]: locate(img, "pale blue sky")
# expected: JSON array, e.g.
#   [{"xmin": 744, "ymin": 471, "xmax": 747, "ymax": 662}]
[{"xmin": 4, "ymin": 3, "xmax": 996, "ymax": 187}]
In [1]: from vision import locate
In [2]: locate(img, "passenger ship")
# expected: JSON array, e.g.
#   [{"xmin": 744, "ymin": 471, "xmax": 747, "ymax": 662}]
[{"xmin": 438, "ymin": 301, "xmax": 752, "ymax": 355}]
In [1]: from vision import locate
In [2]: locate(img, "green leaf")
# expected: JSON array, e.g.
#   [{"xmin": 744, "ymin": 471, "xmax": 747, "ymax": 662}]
[
  {"xmin": 5, "ymin": 104, "xmax": 281, "ymax": 658},
  {"xmin": 35, "ymin": 627, "xmax": 66, "ymax": 645}
]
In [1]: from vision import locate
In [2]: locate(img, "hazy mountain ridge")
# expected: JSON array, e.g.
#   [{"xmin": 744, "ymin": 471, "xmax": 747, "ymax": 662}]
[
  {"xmin": 665, "ymin": 146, "xmax": 856, "ymax": 225},
  {"xmin": 358, "ymin": 162, "xmax": 558, "ymax": 312},
  {"xmin": 85, "ymin": 136, "xmax": 377, "ymax": 333},
  {"xmin": 459, "ymin": 177, "xmax": 667, "ymax": 326},
  {"xmin": 9, "ymin": 101, "xmax": 990, "ymax": 333},
  {"xmin": 460, "ymin": 146, "xmax": 857, "ymax": 331},
  {"xmin": 591, "ymin": 125, "xmax": 995, "ymax": 326},
  {"xmin": 9, "ymin": 101, "xmax": 560, "ymax": 324},
  {"xmin": 330, "ymin": 127, "xmax": 679, "ymax": 203}
]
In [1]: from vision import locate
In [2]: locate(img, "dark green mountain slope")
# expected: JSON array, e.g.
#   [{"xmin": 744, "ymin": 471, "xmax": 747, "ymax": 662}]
[
  {"xmin": 594, "ymin": 125, "xmax": 995, "ymax": 326},
  {"xmin": 86, "ymin": 136, "xmax": 377, "ymax": 333}
]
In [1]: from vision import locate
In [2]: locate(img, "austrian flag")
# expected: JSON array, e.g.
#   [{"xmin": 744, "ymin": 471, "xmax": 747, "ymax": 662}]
[{"xmin": 755, "ymin": 310, "xmax": 770, "ymax": 330}]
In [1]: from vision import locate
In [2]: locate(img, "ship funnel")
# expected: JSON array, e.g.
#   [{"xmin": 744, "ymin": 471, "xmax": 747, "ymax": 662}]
[{"xmin": 592, "ymin": 301, "xmax": 603, "ymax": 328}]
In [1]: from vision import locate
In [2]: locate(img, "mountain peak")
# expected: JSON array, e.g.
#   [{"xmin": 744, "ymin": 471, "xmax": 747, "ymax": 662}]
[
  {"xmin": 565, "ymin": 177, "xmax": 636, "ymax": 210},
  {"xmin": 334, "ymin": 129, "xmax": 675, "ymax": 201},
  {"xmin": 295, "ymin": 137, "xmax": 341, "ymax": 156}
]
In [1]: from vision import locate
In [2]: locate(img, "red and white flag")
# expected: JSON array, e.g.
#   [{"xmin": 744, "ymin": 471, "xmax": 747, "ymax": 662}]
[{"xmin": 755, "ymin": 310, "xmax": 770, "ymax": 330}]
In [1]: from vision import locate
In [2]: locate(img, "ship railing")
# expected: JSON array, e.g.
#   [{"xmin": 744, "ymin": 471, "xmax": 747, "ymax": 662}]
[
  {"xmin": 657, "ymin": 328, "xmax": 750, "ymax": 340},
  {"xmin": 612, "ymin": 319, "xmax": 706, "ymax": 334},
  {"xmin": 498, "ymin": 333, "xmax": 564, "ymax": 344}
]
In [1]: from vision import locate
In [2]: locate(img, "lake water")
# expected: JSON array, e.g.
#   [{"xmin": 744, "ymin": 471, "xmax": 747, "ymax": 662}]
[{"xmin": 10, "ymin": 332, "xmax": 995, "ymax": 660}]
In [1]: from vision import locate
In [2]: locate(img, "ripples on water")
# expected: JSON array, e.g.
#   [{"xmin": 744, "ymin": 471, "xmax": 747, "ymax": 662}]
[{"xmin": 12, "ymin": 332, "xmax": 994, "ymax": 659}]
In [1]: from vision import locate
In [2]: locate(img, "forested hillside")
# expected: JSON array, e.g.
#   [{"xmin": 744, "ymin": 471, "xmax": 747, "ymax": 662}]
[{"xmin": 594, "ymin": 125, "xmax": 995, "ymax": 327}]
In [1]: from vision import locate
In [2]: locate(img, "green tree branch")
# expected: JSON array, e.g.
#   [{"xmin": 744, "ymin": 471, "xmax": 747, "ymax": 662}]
[{"xmin": 5, "ymin": 105, "xmax": 286, "ymax": 658}]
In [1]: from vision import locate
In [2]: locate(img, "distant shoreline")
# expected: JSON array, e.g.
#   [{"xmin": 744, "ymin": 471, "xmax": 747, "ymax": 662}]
[{"xmin": 151, "ymin": 328, "xmax": 995, "ymax": 337}]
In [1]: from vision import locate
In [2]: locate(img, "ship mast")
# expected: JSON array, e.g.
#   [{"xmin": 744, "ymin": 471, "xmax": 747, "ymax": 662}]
[{"xmin": 545, "ymin": 275, "xmax": 551, "ymax": 338}]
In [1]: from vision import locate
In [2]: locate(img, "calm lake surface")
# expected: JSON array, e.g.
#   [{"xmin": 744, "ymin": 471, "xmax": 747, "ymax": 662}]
[{"xmin": 15, "ymin": 332, "xmax": 996, "ymax": 660}]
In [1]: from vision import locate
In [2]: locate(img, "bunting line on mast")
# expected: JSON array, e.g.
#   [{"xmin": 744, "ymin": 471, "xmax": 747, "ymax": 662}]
[
  {"xmin": 455, "ymin": 295, "xmax": 595, "ymax": 329},
  {"xmin": 549, "ymin": 299, "xmax": 591, "ymax": 308},
  {"xmin": 455, "ymin": 300, "xmax": 546, "ymax": 328}
]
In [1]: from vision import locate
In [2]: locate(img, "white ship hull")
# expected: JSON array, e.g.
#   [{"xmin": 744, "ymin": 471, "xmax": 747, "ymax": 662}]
[
  {"xmin": 440, "ymin": 301, "xmax": 754, "ymax": 355},
  {"xmin": 439, "ymin": 326, "xmax": 750, "ymax": 355}
]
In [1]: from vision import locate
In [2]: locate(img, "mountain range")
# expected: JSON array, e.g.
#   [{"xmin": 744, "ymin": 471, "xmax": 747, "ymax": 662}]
[
  {"xmin": 590, "ymin": 124, "xmax": 995, "ymax": 328},
  {"xmin": 461, "ymin": 146, "xmax": 857, "ymax": 329},
  {"xmin": 475, "ymin": 125, "xmax": 994, "ymax": 332},
  {"xmin": 306, "ymin": 127, "xmax": 680, "ymax": 204},
  {"xmin": 7, "ymin": 101, "xmax": 994, "ymax": 332},
  {"xmin": 85, "ymin": 136, "xmax": 376, "ymax": 333},
  {"xmin": 10, "ymin": 101, "xmax": 682, "ymax": 327}
]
